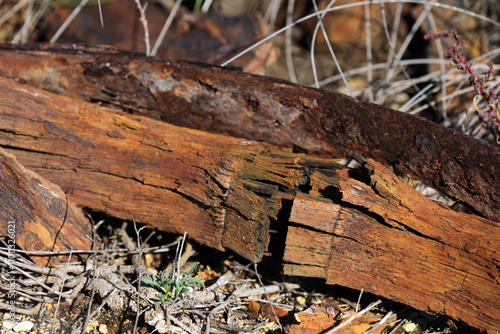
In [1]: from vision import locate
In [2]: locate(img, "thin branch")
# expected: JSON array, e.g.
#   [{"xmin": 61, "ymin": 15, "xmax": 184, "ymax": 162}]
[
  {"xmin": 51, "ymin": 251, "xmax": 73, "ymax": 334},
  {"xmin": 0, "ymin": 244, "xmax": 175, "ymax": 255},
  {"xmin": 151, "ymin": 0, "xmax": 183, "ymax": 57},
  {"xmin": 363, "ymin": 311, "xmax": 394, "ymax": 334},
  {"xmin": 0, "ymin": 258, "xmax": 71, "ymax": 298},
  {"xmin": 132, "ymin": 215, "xmax": 145, "ymax": 334},
  {"xmin": 253, "ymin": 263, "xmax": 283, "ymax": 332},
  {"xmin": 356, "ymin": 288, "xmax": 363, "ymax": 313},
  {"xmin": 133, "ymin": 0, "xmax": 151, "ymax": 56},
  {"xmin": 50, "ymin": 0, "xmax": 90, "ymax": 43}
]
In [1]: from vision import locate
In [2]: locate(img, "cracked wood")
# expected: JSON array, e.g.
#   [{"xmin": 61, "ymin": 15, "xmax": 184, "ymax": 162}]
[
  {"xmin": 0, "ymin": 75, "xmax": 343, "ymax": 263},
  {"xmin": 0, "ymin": 147, "xmax": 98, "ymax": 266},
  {"xmin": 0, "ymin": 43, "xmax": 497, "ymax": 222},
  {"xmin": 283, "ymin": 159, "xmax": 499, "ymax": 333},
  {"xmin": 0, "ymin": 44, "xmax": 498, "ymax": 332}
]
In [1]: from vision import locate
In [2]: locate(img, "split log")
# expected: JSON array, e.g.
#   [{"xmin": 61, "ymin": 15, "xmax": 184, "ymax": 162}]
[
  {"xmin": 283, "ymin": 158, "xmax": 500, "ymax": 333},
  {"xmin": 0, "ymin": 68, "xmax": 498, "ymax": 332},
  {"xmin": 0, "ymin": 75, "xmax": 345, "ymax": 263},
  {"xmin": 0, "ymin": 147, "xmax": 98, "ymax": 266},
  {"xmin": 0, "ymin": 43, "xmax": 497, "ymax": 222}
]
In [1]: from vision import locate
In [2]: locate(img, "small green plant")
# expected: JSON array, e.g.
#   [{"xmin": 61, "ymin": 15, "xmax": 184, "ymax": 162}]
[
  {"xmin": 401, "ymin": 319, "xmax": 419, "ymax": 332},
  {"xmin": 143, "ymin": 262, "xmax": 205, "ymax": 302}
]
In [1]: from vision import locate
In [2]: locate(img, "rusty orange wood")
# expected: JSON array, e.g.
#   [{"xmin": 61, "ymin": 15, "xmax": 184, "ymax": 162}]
[{"xmin": 0, "ymin": 43, "xmax": 497, "ymax": 222}]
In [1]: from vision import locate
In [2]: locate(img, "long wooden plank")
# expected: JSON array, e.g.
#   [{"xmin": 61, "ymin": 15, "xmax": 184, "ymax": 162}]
[
  {"xmin": 1, "ymin": 68, "xmax": 498, "ymax": 332},
  {"xmin": 0, "ymin": 43, "xmax": 498, "ymax": 222}
]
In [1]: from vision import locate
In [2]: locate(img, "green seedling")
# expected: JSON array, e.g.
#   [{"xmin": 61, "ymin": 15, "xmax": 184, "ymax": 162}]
[{"xmin": 143, "ymin": 262, "xmax": 205, "ymax": 302}]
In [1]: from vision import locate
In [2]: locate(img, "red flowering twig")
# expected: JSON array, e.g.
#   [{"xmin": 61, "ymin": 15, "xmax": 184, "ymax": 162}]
[{"xmin": 425, "ymin": 29, "xmax": 500, "ymax": 142}]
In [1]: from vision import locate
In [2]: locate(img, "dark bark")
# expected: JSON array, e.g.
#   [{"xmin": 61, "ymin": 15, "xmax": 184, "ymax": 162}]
[
  {"xmin": 0, "ymin": 43, "xmax": 497, "ymax": 222},
  {"xmin": 0, "ymin": 75, "xmax": 343, "ymax": 263}
]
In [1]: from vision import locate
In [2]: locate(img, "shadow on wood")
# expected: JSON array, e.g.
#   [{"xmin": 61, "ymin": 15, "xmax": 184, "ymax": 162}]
[
  {"xmin": 0, "ymin": 147, "xmax": 99, "ymax": 266},
  {"xmin": 284, "ymin": 159, "xmax": 499, "ymax": 333},
  {"xmin": 0, "ymin": 46, "xmax": 498, "ymax": 332}
]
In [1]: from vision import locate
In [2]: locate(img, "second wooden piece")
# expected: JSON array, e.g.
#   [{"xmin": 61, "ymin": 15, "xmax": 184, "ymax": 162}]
[
  {"xmin": 0, "ymin": 147, "xmax": 98, "ymax": 266},
  {"xmin": 283, "ymin": 159, "xmax": 500, "ymax": 333}
]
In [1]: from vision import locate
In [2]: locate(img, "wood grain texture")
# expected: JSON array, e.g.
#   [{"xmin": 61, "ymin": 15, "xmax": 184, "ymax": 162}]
[
  {"xmin": 0, "ymin": 43, "xmax": 497, "ymax": 222},
  {"xmin": 0, "ymin": 75, "xmax": 343, "ymax": 263},
  {"xmin": 1, "ymin": 45, "xmax": 498, "ymax": 332},
  {"xmin": 0, "ymin": 147, "xmax": 98, "ymax": 265},
  {"xmin": 283, "ymin": 159, "xmax": 499, "ymax": 333}
]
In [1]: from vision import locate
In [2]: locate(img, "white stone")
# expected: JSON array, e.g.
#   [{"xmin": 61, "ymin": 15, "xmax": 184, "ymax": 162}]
[
  {"xmin": 13, "ymin": 320, "xmax": 34, "ymax": 332},
  {"xmin": 403, "ymin": 322, "xmax": 418, "ymax": 332},
  {"xmin": 86, "ymin": 320, "xmax": 99, "ymax": 332},
  {"xmin": 2, "ymin": 319, "xmax": 16, "ymax": 330},
  {"xmin": 98, "ymin": 324, "xmax": 108, "ymax": 334},
  {"xmin": 145, "ymin": 308, "xmax": 164, "ymax": 326}
]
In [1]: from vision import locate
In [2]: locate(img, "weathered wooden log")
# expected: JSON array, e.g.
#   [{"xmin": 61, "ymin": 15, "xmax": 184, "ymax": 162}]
[
  {"xmin": 0, "ymin": 43, "xmax": 497, "ymax": 222},
  {"xmin": 0, "ymin": 147, "xmax": 98, "ymax": 266},
  {"xmin": 1, "ymin": 69, "xmax": 498, "ymax": 332},
  {"xmin": 0, "ymin": 75, "xmax": 344, "ymax": 263},
  {"xmin": 283, "ymin": 158, "xmax": 500, "ymax": 333}
]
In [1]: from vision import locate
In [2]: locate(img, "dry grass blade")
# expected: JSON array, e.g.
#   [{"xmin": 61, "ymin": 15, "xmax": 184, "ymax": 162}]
[
  {"xmin": 50, "ymin": 0, "xmax": 89, "ymax": 43},
  {"xmin": 326, "ymin": 300, "xmax": 382, "ymax": 334},
  {"xmin": 78, "ymin": 231, "xmax": 99, "ymax": 334},
  {"xmin": 0, "ymin": 0, "xmax": 30, "ymax": 27},
  {"xmin": 133, "ymin": 0, "xmax": 150, "ymax": 56},
  {"xmin": 151, "ymin": 0, "xmax": 182, "ymax": 57}
]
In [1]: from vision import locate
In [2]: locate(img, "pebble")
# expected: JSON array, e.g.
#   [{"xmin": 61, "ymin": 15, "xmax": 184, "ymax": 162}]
[
  {"xmin": 13, "ymin": 320, "xmax": 34, "ymax": 332},
  {"xmin": 403, "ymin": 322, "xmax": 418, "ymax": 332},
  {"xmin": 86, "ymin": 320, "xmax": 99, "ymax": 332},
  {"xmin": 99, "ymin": 324, "xmax": 108, "ymax": 334},
  {"xmin": 2, "ymin": 319, "xmax": 17, "ymax": 330}
]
